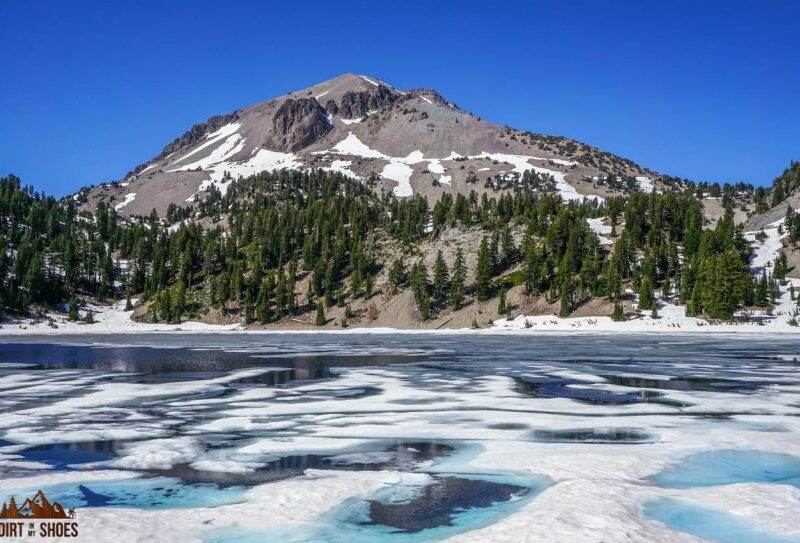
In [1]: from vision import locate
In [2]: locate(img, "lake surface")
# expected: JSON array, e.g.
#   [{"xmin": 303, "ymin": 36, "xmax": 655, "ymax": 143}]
[{"xmin": 0, "ymin": 333, "xmax": 798, "ymax": 542}]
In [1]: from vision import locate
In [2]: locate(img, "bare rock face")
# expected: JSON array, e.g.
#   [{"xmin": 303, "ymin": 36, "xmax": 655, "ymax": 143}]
[
  {"xmin": 269, "ymin": 98, "xmax": 332, "ymax": 151},
  {"xmin": 324, "ymin": 99, "xmax": 339, "ymax": 115},
  {"xmin": 338, "ymin": 84, "xmax": 397, "ymax": 118}
]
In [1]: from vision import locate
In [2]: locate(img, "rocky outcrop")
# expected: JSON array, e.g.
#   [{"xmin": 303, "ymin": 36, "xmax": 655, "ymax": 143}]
[
  {"xmin": 324, "ymin": 99, "xmax": 339, "ymax": 115},
  {"xmin": 338, "ymin": 84, "xmax": 397, "ymax": 118},
  {"xmin": 269, "ymin": 98, "xmax": 332, "ymax": 151}
]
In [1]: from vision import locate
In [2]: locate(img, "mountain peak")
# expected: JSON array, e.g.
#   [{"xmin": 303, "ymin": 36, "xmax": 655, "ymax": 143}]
[{"xmin": 80, "ymin": 73, "xmax": 657, "ymax": 216}]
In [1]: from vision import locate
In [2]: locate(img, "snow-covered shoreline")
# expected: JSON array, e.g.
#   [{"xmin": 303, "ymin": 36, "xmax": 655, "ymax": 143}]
[{"xmin": 1, "ymin": 306, "xmax": 798, "ymax": 337}]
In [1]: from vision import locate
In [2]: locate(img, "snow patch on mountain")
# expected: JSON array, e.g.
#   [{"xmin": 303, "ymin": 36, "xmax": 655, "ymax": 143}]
[
  {"xmin": 320, "ymin": 133, "xmax": 429, "ymax": 196},
  {"xmin": 427, "ymin": 159, "xmax": 451, "ymax": 185},
  {"xmin": 637, "ymin": 176, "xmax": 655, "ymax": 193},
  {"xmin": 171, "ymin": 122, "xmax": 241, "ymax": 166},
  {"xmin": 172, "ymin": 133, "xmax": 244, "ymax": 172},
  {"xmin": 382, "ymin": 163, "xmax": 415, "ymax": 196},
  {"xmin": 463, "ymin": 152, "xmax": 601, "ymax": 203},
  {"xmin": 427, "ymin": 160, "xmax": 445, "ymax": 174},
  {"xmin": 744, "ymin": 218, "xmax": 788, "ymax": 274},
  {"xmin": 586, "ymin": 217, "xmax": 613, "ymax": 245},
  {"xmin": 339, "ymin": 117, "xmax": 362, "ymax": 125},
  {"xmin": 330, "ymin": 132, "xmax": 388, "ymax": 159},
  {"xmin": 114, "ymin": 193, "xmax": 136, "ymax": 211},
  {"xmin": 359, "ymin": 75, "xmax": 378, "ymax": 86},
  {"xmin": 323, "ymin": 160, "xmax": 361, "ymax": 180},
  {"xmin": 185, "ymin": 148, "xmax": 302, "ymax": 200},
  {"xmin": 137, "ymin": 162, "xmax": 158, "ymax": 176},
  {"xmin": 548, "ymin": 158, "xmax": 578, "ymax": 166}
]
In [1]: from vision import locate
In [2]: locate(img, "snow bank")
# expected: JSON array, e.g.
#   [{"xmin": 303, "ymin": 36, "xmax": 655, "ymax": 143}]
[{"xmin": 113, "ymin": 192, "xmax": 136, "ymax": 211}]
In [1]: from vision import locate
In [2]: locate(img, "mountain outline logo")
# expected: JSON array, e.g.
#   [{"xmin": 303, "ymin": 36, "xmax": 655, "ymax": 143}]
[{"xmin": 0, "ymin": 490, "xmax": 75, "ymax": 520}]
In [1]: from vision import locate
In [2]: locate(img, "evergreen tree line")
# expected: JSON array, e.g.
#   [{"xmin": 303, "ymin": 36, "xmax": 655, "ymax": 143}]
[{"xmin": 1, "ymin": 166, "xmax": 795, "ymax": 325}]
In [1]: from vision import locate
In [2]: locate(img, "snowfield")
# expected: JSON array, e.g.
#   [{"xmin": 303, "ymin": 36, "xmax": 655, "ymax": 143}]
[{"xmin": 0, "ymin": 334, "xmax": 798, "ymax": 542}]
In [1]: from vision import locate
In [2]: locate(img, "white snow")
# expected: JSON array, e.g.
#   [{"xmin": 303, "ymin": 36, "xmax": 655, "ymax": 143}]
[
  {"xmin": 339, "ymin": 117, "xmax": 363, "ymax": 125},
  {"xmin": 114, "ymin": 192, "xmax": 136, "ymax": 211},
  {"xmin": 359, "ymin": 75, "xmax": 379, "ymax": 86},
  {"xmin": 319, "ymin": 133, "xmax": 428, "ymax": 196},
  {"xmin": 0, "ymin": 298, "xmax": 242, "ymax": 336},
  {"xmin": 314, "ymin": 90, "xmax": 329, "ymax": 99},
  {"xmin": 586, "ymin": 217, "xmax": 613, "ymax": 245},
  {"xmin": 330, "ymin": 132, "xmax": 388, "ymax": 159},
  {"xmin": 163, "ymin": 120, "xmax": 303, "ymax": 200},
  {"xmin": 463, "ymin": 152, "xmax": 602, "ymax": 203},
  {"xmin": 427, "ymin": 159, "xmax": 445, "ymax": 174},
  {"xmin": 322, "ymin": 160, "xmax": 362, "ymax": 180},
  {"xmin": 382, "ymin": 162, "xmax": 415, "ymax": 196},
  {"xmin": 171, "ymin": 122, "xmax": 242, "ymax": 165},
  {"xmin": 421, "ymin": 95, "xmax": 433, "ymax": 104},
  {"xmin": 173, "ymin": 133, "xmax": 245, "ymax": 172},
  {"xmin": 637, "ymin": 175, "xmax": 656, "ymax": 193},
  {"xmin": 2, "ymin": 326, "xmax": 799, "ymax": 542},
  {"xmin": 137, "ymin": 162, "xmax": 158, "ymax": 175},
  {"xmin": 548, "ymin": 158, "xmax": 578, "ymax": 166},
  {"xmin": 744, "ymin": 223, "xmax": 786, "ymax": 274},
  {"xmin": 182, "ymin": 147, "xmax": 302, "ymax": 200}
]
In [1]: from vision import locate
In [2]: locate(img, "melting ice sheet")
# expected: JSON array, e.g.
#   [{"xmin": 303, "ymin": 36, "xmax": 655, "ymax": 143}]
[
  {"xmin": 207, "ymin": 473, "xmax": 549, "ymax": 543},
  {"xmin": 1, "ymin": 333, "xmax": 799, "ymax": 542},
  {"xmin": 651, "ymin": 449, "xmax": 800, "ymax": 489},
  {"xmin": 645, "ymin": 498, "xmax": 800, "ymax": 543}
]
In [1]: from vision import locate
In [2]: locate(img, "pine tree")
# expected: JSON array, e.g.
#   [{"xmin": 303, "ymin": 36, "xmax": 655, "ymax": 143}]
[
  {"xmin": 638, "ymin": 276, "xmax": 655, "ymax": 311},
  {"xmin": 410, "ymin": 260, "xmax": 431, "ymax": 319},
  {"xmin": 432, "ymin": 250, "xmax": 449, "ymax": 306},
  {"xmin": 174, "ymin": 283, "xmax": 186, "ymax": 322},
  {"xmin": 275, "ymin": 270, "xmax": 287, "ymax": 317},
  {"xmin": 449, "ymin": 248, "xmax": 466, "ymax": 310},
  {"xmin": 68, "ymin": 296, "xmax": 79, "ymax": 321},
  {"xmin": 499, "ymin": 225, "xmax": 516, "ymax": 270},
  {"xmin": 475, "ymin": 237, "xmax": 492, "ymax": 302},
  {"xmin": 388, "ymin": 257, "xmax": 406, "ymax": 293},
  {"xmin": 497, "ymin": 287, "xmax": 507, "ymax": 315},
  {"xmin": 243, "ymin": 288, "xmax": 254, "ymax": 324},
  {"xmin": 256, "ymin": 272, "xmax": 275, "ymax": 324},
  {"xmin": 612, "ymin": 301, "xmax": 624, "ymax": 321},
  {"xmin": 158, "ymin": 289, "xmax": 172, "ymax": 322},
  {"xmin": 559, "ymin": 276, "xmax": 573, "ymax": 317},
  {"xmin": 315, "ymin": 299, "xmax": 326, "ymax": 326}
]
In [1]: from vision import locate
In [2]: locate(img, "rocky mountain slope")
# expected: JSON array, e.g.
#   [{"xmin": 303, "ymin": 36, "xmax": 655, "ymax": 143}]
[{"xmin": 78, "ymin": 73, "xmax": 664, "ymax": 216}]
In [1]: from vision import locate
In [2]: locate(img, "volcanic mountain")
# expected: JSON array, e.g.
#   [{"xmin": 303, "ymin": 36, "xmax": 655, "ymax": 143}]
[{"xmin": 79, "ymin": 73, "xmax": 664, "ymax": 216}]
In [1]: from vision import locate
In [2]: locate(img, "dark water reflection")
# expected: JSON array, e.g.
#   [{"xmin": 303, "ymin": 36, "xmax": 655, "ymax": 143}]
[{"xmin": 366, "ymin": 476, "xmax": 527, "ymax": 532}]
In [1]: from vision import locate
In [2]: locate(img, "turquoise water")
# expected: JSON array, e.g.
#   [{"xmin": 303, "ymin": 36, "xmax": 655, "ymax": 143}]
[
  {"xmin": 645, "ymin": 498, "xmax": 800, "ymax": 543},
  {"xmin": 206, "ymin": 473, "xmax": 550, "ymax": 543},
  {"xmin": 651, "ymin": 450, "xmax": 800, "ymax": 489},
  {"xmin": 3, "ymin": 476, "xmax": 246, "ymax": 510}
]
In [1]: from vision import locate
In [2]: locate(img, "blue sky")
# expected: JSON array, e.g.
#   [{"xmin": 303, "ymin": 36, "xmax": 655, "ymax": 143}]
[{"xmin": 1, "ymin": 0, "xmax": 798, "ymax": 196}]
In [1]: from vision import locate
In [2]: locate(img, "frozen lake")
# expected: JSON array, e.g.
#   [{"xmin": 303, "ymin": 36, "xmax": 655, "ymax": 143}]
[{"xmin": 0, "ymin": 333, "xmax": 798, "ymax": 542}]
